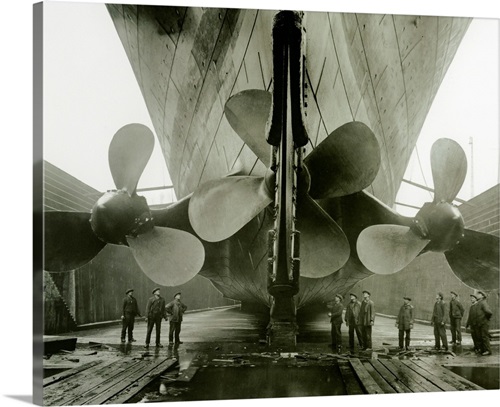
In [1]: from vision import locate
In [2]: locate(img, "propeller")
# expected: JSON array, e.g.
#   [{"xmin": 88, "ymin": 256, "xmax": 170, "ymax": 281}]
[
  {"xmin": 357, "ymin": 138, "xmax": 499, "ymax": 290},
  {"xmin": 44, "ymin": 123, "xmax": 205, "ymax": 286},
  {"xmin": 188, "ymin": 89, "xmax": 382, "ymax": 278}
]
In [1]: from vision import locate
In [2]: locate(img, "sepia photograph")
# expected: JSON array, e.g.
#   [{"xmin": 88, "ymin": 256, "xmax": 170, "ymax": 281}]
[{"xmin": 4, "ymin": 0, "xmax": 500, "ymax": 406}]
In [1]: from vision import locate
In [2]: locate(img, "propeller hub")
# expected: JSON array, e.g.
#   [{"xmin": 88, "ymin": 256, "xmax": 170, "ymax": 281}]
[
  {"xmin": 411, "ymin": 201, "xmax": 464, "ymax": 252},
  {"xmin": 90, "ymin": 190, "xmax": 154, "ymax": 245}
]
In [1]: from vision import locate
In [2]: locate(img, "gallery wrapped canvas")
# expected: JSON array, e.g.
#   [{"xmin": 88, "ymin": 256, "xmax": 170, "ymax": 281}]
[{"xmin": 33, "ymin": 0, "xmax": 499, "ymax": 406}]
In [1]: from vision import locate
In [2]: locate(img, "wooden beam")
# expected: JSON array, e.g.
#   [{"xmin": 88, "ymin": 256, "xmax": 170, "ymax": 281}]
[
  {"xmin": 401, "ymin": 360, "xmax": 457, "ymax": 391},
  {"xmin": 361, "ymin": 360, "xmax": 397, "ymax": 394},
  {"xmin": 349, "ymin": 359, "xmax": 384, "ymax": 394},
  {"xmin": 369, "ymin": 360, "xmax": 411, "ymax": 393},
  {"xmin": 43, "ymin": 360, "xmax": 103, "ymax": 387},
  {"xmin": 104, "ymin": 358, "xmax": 178, "ymax": 405},
  {"xmin": 338, "ymin": 360, "xmax": 364, "ymax": 394}
]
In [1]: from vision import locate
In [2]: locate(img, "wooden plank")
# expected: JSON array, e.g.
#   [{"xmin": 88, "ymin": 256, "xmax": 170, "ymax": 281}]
[
  {"xmin": 82, "ymin": 358, "xmax": 176, "ymax": 405},
  {"xmin": 378, "ymin": 359, "xmax": 426, "ymax": 393},
  {"xmin": 43, "ymin": 358, "xmax": 121, "ymax": 404},
  {"xmin": 338, "ymin": 361, "xmax": 365, "ymax": 395},
  {"xmin": 176, "ymin": 366, "xmax": 200, "ymax": 382},
  {"xmin": 388, "ymin": 359, "xmax": 442, "ymax": 392},
  {"xmin": 415, "ymin": 359, "xmax": 484, "ymax": 391},
  {"xmin": 349, "ymin": 359, "xmax": 384, "ymax": 394},
  {"xmin": 43, "ymin": 360, "xmax": 103, "ymax": 387},
  {"xmin": 73, "ymin": 360, "xmax": 152, "ymax": 405},
  {"xmin": 402, "ymin": 360, "xmax": 457, "ymax": 391},
  {"xmin": 104, "ymin": 358, "xmax": 178, "ymax": 405},
  {"xmin": 361, "ymin": 360, "xmax": 397, "ymax": 394},
  {"xmin": 369, "ymin": 360, "xmax": 411, "ymax": 393},
  {"xmin": 44, "ymin": 358, "xmax": 141, "ymax": 406}
]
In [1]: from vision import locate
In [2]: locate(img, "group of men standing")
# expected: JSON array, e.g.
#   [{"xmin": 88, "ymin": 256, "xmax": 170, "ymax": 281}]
[
  {"xmin": 330, "ymin": 290, "xmax": 375, "ymax": 353},
  {"xmin": 120, "ymin": 288, "xmax": 188, "ymax": 348},
  {"xmin": 329, "ymin": 289, "xmax": 494, "ymax": 356}
]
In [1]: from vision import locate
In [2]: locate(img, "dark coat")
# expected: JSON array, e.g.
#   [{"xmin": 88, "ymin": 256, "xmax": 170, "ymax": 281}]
[
  {"xmin": 145, "ymin": 295, "xmax": 166, "ymax": 319},
  {"xmin": 122, "ymin": 295, "xmax": 141, "ymax": 317},
  {"xmin": 165, "ymin": 299, "xmax": 187, "ymax": 322},
  {"xmin": 397, "ymin": 304, "xmax": 414, "ymax": 330},
  {"xmin": 449, "ymin": 298, "xmax": 465, "ymax": 319},
  {"xmin": 345, "ymin": 300, "xmax": 361, "ymax": 326},
  {"xmin": 358, "ymin": 299, "xmax": 375, "ymax": 326},
  {"xmin": 466, "ymin": 303, "xmax": 479, "ymax": 328},
  {"xmin": 329, "ymin": 302, "xmax": 344, "ymax": 325},
  {"xmin": 432, "ymin": 300, "xmax": 449, "ymax": 325},
  {"xmin": 475, "ymin": 299, "xmax": 493, "ymax": 326}
]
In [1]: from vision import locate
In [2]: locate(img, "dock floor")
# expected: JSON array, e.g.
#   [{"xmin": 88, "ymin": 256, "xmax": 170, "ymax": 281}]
[{"xmin": 43, "ymin": 308, "xmax": 499, "ymax": 404}]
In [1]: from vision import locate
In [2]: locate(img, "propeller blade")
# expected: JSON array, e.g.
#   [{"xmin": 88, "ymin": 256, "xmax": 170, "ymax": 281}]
[
  {"xmin": 127, "ymin": 227, "xmax": 205, "ymax": 286},
  {"xmin": 431, "ymin": 138, "xmax": 467, "ymax": 203},
  {"xmin": 189, "ymin": 176, "xmax": 273, "ymax": 242},
  {"xmin": 224, "ymin": 89, "xmax": 272, "ymax": 166},
  {"xmin": 304, "ymin": 121, "xmax": 380, "ymax": 199},
  {"xmin": 445, "ymin": 229, "xmax": 499, "ymax": 290},
  {"xmin": 44, "ymin": 211, "xmax": 106, "ymax": 271},
  {"xmin": 357, "ymin": 225, "xmax": 430, "ymax": 275},
  {"xmin": 298, "ymin": 195, "xmax": 350, "ymax": 278},
  {"xmin": 108, "ymin": 123, "xmax": 155, "ymax": 194}
]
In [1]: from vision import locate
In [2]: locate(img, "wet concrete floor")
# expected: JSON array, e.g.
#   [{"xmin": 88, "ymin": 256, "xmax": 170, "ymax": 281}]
[{"xmin": 47, "ymin": 307, "xmax": 499, "ymax": 402}]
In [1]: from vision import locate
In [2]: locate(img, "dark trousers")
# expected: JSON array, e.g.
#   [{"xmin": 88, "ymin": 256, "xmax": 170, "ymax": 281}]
[
  {"xmin": 471, "ymin": 326, "xmax": 482, "ymax": 351},
  {"xmin": 361, "ymin": 325, "xmax": 372, "ymax": 349},
  {"xmin": 348, "ymin": 324, "xmax": 363, "ymax": 350},
  {"xmin": 331, "ymin": 323, "xmax": 342, "ymax": 348},
  {"xmin": 169, "ymin": 321, "xmax": 182, "ymax": 343},
  {"xmin": 121, "ymin": 313, "xmax": 135, "ymax": 341},
  {"xmin": 145, "ymin": 316, "xmax": 162, "ymax": 345},
  {"xmin": 450, "ymin": 317, "xmax": 462, "ymax": 343},
  {"xmin": 433, "ymin": 323, "xmax": 448, "ymax": 349},
  {"xmin": 398, "ymin": 329, "xmax": 411, "ymax": 349},
  {"xmin": 479, "ymin": 323, "xmax": 491, "ymax": 353}
]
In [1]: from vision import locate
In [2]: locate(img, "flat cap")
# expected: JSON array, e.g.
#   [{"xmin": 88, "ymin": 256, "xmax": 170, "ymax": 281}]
[
  {"xmin": 126, "ymin": 288, "xmax": 134, "ymax": 295},
  {"xmin": 174, "ymin": 292, "xmax": 182, "ymax": 298},
  {"xmin": 450, "ymin": 291, "xmax": 458, "ymax": 296},
  {"xmin": 362, "ymin": 290, "xmax": 371, "ymax": 296},
  {"xmin": 403, "ymin": 296, "xmax": 411, "ymax": 301},
  {"xmin": 335, "ymin": 294, "xmax": 344, "ymax": 301},
  {"xmin": 152, "ymin": 287, "xmax": 161, "ymax": 294},
  {"xmin": 476, "ymin": 291, "xmax": 487, "ymax": 298},
  {"xmin": 349, "ymin": 293, "xmax": 358, "ymax": 298},
  {"xmin": 470, "ymin": 294, "xmax": 478, "ymax": 299}
]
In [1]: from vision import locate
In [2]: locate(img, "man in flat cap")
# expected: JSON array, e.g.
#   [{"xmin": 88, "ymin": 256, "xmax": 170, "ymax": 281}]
[
  {"xmin": 328, "ymin": 294, "xmax": 344, "ymax": 353},
  {"xmin": 121, "ymin": 288, "xmax": 141, "ymax": 343},
  {"xmin": 431, "ymin": 292, "xmax": 449, "ymax": 351},
  {"xmin": 396, "ymin": 297, "xmax": 414, "ymax": 351},
  {"xmin": 165, "ymin": 292, "xmax": 188, "ymax": 345},
  {"xmin": 358, "ymin": 290, "xmax": 375, "ymax": 350},
  {"xmin": 449, "ymin": 291, "xmax": 465, "ymax": 346},
  {"xmin": 465, "ymin": 294, "xmax": 481, "ymax": 354},
  {"xmin": 345, "ymin": 293, "xmax": 363, "ymax": 353},
  {"xmin": 144, "ymin": 288, "xmax": 166, "ymax": 348},
  {"xmin": 476, "ymin": 291, "xmax": 493, "ymax": 356}
]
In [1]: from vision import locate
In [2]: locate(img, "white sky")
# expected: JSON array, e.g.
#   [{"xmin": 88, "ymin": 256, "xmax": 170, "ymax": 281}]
[{"xmin": 43, "ymin": 1, "xmax": 499, "ymax": 213}]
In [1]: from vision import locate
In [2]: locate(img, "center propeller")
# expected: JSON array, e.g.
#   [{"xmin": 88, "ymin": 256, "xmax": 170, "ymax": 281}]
[
  {"xmin": 357, "ymin": 138, "xmax": 499, "ymax": 290},
  {"xmin": 45, "ymin": 123, "xmax": 205, "ymax": 286},
  {"xmin": 188, "ymin": 89, "xmax": 381, "ymax": 278}
]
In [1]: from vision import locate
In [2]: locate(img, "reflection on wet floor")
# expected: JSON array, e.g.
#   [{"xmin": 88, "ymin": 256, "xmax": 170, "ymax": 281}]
[{"xmin": 446, "ymin": 365, "xmax": 500, "ymax": 390}]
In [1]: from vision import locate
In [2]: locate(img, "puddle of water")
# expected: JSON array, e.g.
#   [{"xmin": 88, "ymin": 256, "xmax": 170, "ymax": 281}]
[
  {"xmin": 445, "ymin": 366, "xmax": 500, "ymax": 390},
  {"xmin": 135, "ymin": 364, "xmax": 346, "ymax": 402}
]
